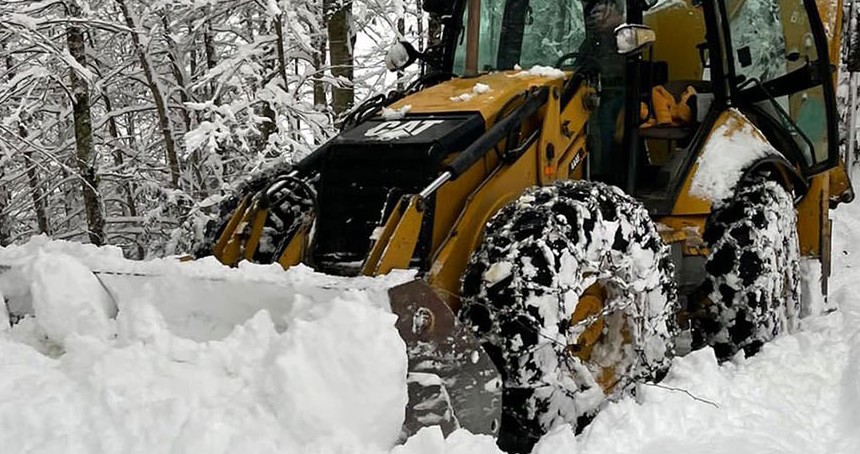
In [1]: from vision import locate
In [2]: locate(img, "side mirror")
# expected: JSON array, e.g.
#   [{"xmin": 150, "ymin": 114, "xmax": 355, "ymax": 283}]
[
  {"xmin": 385, "ymin": 41, "xmax": 422, "ymax": 71},
  {"xmin": 614, "ymin": 24, "xmax": 656, "ymax": 56}
]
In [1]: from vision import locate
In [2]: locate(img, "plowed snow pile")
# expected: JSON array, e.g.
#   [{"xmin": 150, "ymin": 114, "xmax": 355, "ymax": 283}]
[
  {"xmin": 2, "ymin": 199, "xmax": 860, "ymax": 453},
  {"xmin": 0, "ymin": 241, "xmax": 412, "ymax": 453}
]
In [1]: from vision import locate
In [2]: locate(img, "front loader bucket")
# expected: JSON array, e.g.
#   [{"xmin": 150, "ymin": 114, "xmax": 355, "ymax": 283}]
[{"xmin": 388, "ymin": 280, "xmax": 502, "ymax": 440}]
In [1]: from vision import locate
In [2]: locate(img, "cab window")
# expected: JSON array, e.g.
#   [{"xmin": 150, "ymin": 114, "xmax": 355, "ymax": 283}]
[
  {"xmin": 452, "ymin": 0, "xmax": 588, "ymax": 72},
  {"xmin": 726, "ymin": 0, "xmax": 831, "ymax": 170}
]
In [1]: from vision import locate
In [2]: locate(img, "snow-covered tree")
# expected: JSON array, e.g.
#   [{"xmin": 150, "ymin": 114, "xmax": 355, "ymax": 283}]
[{"xmin": 0, "ymin": 0, "xmax": 426, "ymax": 255}]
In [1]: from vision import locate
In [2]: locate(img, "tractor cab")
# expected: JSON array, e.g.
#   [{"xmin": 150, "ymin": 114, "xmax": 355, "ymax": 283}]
[{"xmin": 633, "ymin": 0, "xmax": 840, "ymax": 214}]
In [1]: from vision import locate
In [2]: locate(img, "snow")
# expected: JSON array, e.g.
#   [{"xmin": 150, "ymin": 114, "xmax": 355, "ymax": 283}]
[
  {"xmin": 0, "ymin": 285, "xmax": 8, "ymax": 333},
  {"xmin": 482, "ymin": 261, "xmax": 512, "ymax": 285},
  {"xmin": 573, "ymin": 325, "xmax": 848, "ymax": 453},
  {"xmin": 382, "ymin": 104, "xmax": 412, "ymax": 120},
  {"xmin": 690, "ymin": 109, "xmax": 779, "ymax": 202},
  {"xmin": 446, "ymin": 83, "xmax": 491, "ymax": 103},
  {"xmin": 0, "ymin": 238, "xmax": 411, "ymax": 453},
  {"xmin": 392, "ymin": 427, "xmax": 502, "ymax": 454},
  {"xmin": 449, "ymin": 93, "xmax": 474, "ymax": 102},
  {"xmin": 531, "ymin": 424, "xmax": 577, "ymax": 454},
  {"xmin": 472, "ymin": 83, "xmax": 491, "ymax": 94},
  {"xmin": 263, "ymin": 298, "xmax": 407, "ymax": 449},
  {"xmin": 385, "ymin": 42, "xmax": 411, "ymax": 71},
  {"xmin": 800, "ymin": 257, "xmax": 828, "ymax": 316},
  {"xmin": 30, "ymin": 252, "xmax": 117, "ymax": 345},
  {"xmin": 3, "ymin": 190, "xmax": 860, "ymax": 453},
  {"xmin": 513, "ymin": 65, "xmax": 566, "ymax": 79},
  {"xmin": 6, "ymin": 12, "xmax": 40, "ymax": 30}
]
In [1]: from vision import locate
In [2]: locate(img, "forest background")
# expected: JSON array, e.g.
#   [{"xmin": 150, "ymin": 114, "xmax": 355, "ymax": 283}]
[{"xmin": 0, "ymin": 0, "xmax": 857, "ymax": 259}]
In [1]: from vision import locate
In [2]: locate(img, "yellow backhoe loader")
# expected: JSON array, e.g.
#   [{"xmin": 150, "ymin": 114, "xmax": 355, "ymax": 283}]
[{"xmin": 73, "ymin": 0, "xmax": 860, "ymax": 451}]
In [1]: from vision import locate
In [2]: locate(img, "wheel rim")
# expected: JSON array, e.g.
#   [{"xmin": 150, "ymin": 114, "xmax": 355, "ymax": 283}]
[
  {"xmin": 567, "ymin": 283, "xmax": 605, "ymax": 361},
  {"xmin": 567, "ymin": 282, "xmax": 639, "ymax": 393}
]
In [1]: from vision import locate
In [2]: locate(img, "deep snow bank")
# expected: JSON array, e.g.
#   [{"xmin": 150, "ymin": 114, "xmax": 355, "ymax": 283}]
[{"xmin": 0, "ymin": 239, "xmax": 410, "ymax": 453}]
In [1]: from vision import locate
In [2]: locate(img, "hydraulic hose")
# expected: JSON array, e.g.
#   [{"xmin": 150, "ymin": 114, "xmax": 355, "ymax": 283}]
[{"xmin": 444, "ymin": 86, "xmax": 549, "ymax": 179}]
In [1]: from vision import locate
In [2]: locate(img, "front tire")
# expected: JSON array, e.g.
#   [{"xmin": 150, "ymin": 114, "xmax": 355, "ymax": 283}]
[{"xmin": 460, "ymin": 180, "xmax": 678, "ymax": 451}]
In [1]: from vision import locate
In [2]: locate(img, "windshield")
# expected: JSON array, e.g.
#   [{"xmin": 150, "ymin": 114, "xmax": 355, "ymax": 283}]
[{"xmin": 452, "ymin": 0, "xmax": 621, "ymax": 72}]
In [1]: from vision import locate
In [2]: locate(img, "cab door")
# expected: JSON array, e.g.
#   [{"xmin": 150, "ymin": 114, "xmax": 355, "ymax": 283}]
[{"xmin": 717, "ymin": 0, "xmax": 839, "ymax": 175}]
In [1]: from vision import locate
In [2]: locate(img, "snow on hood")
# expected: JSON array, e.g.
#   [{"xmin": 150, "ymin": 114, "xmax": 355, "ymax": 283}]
[
  {"xmin": 512, "ymin": 65, "xmax": 566, "ymax": 79},
  {"xmin": 690, "ymin": 109, "xmax": 779, "ymax": 203}
]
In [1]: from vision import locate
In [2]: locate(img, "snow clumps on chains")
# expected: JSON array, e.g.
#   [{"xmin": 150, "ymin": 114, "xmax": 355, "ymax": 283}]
[{"xmin": 460, "ymin": 180, "xmax": 678, "ymax": 436}]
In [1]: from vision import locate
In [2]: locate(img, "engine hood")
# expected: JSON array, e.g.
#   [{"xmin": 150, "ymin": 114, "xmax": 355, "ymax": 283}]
[{"xmin": 388, "ymin": 70, "xmax": 567, "ymax": 124}]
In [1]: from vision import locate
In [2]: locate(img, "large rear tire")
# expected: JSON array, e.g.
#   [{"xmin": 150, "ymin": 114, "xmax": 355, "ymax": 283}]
[
  {"xmin": 691, "ymin": 177, "xmax": 800, "ymax": 361},
  {"xmin": 460, "ymin": 180, "xmax": 678, "ymax": 452}
]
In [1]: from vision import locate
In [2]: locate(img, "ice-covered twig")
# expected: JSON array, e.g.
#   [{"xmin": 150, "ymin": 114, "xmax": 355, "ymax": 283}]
[{"xmin": 641, "ymin": 382, "xmax": 720, "ymax": 408}]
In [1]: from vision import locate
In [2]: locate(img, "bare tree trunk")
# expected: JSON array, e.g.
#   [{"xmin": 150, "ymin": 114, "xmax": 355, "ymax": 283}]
[
  {"xmin": 845, "ymin": 0, "xmax": 860, "ymax": 165},
  {"xmin": 274, "ymin": 13, "xmax": 290, "ymax": 93},
  {"xmin": 203, "ymin": 10, "xmax": 219, "ymax": 104},
  {"xmin": 253, "ymin": 13, "xmax": 286, "ymax": 151},
  {"xmin": 325, "ymin": 0, "xmax": 354, "ymax": 115},
  {"xmin": 188, "ymin": 23, "xmax": 198, "ymax": 78},
  {"xmin": 0, "ymin": 152, "xmax": 8, "ymax": 244},
  {"xmin": 0, "ymin": 169, "xmax": 9, "ymax": 245},
  {"xmin": 204, "ymin": 18, "xmax": 218, "ymax": 71},
  {"xmin": 84, "ymin": 17, "xmax": 142, "ymax": 252},
  {"xmin": 103, "ymin": 93, "xmax": 145, "ymax": 259},
  {"xmin": 107, "ymin": 132, "xmax": 140, "ymax": 222},
  {"xmin": 102, "ymin": 98, "xmax": 138, "ymax": 216},
  {"xmin": 161, "ymin": 11, "xmax": 209, "ymax": 198},
  {"xmin": 848, "ymin": 0, "xmax": 859, "ymax": 73},
  {"xmin": 67, "ymin": 0, "xmax": 105, "ymax": 245},
  {"xmin": 21, "ymin": 132, "xmax": 50, "ymax": 236},
  {"xmin": 312, "ymin": 0, "xmax": 327, "ymax": 110},
  {"xmin": 312, "ymin": 39, "xmax": 328, "ymax": 109},
  {"xmin": 397, "ymin": 14, "xmax": 405, "ymax": 90},
  {"xmin": 161, "ymin": 13, "xmax": 193, "ymax": 133},
  {"xmin": 4, "ymin": 37, "xmax": 49, "ymax": 237},
  {"xmin": 117, "ymin": 0, "xmax": 181, "ymax": 188},
  {"xmin": 0, "ymin": 47, "xmax": 10, "ymax": 244},
  {"xmin": 188, "ymin": 23, "xmax": 200, "ymax": 110},
  {"xmin": 417, "ymin": 0, "xmax": 424, "ymax": 52}
]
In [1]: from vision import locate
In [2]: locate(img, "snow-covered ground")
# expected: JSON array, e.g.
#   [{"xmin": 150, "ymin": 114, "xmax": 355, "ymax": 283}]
[{"xmin": 2, "ymin": 198, "xmax": 860, "ymax": 453}]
